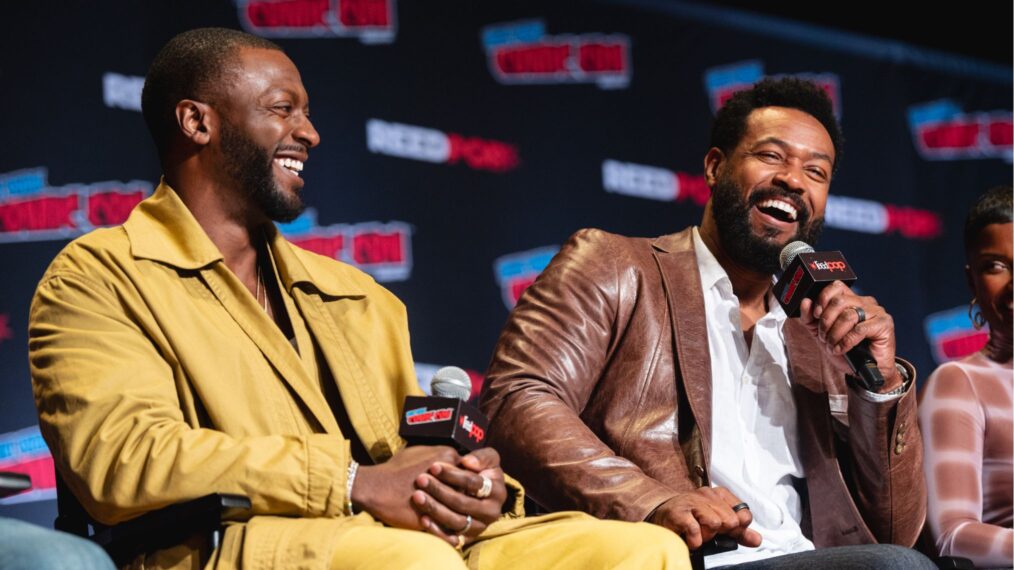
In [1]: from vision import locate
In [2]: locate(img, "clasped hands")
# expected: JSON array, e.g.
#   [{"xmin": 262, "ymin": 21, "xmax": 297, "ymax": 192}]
[{"xmin": 351, "ymin": 446, "xmax": 507, "ymax": 548}]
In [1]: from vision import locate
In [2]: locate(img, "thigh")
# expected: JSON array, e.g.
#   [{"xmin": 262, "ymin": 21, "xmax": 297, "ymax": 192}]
[
  {"xmin": 464, "ymin": 511, "xmax": 691, "ymax": 570},
  {"xmin": 330, "ymin": 523, "xmax": 468, "ymax": 570},
  {"xmin": 722, "ymin": 544, "xmax": 935, "ymax": 570}
]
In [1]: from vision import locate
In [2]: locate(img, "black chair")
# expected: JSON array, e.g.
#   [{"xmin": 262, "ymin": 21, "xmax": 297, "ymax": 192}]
[{"xmin": 54, "ymin": 474, "xmax": 250, "ymax": 567}]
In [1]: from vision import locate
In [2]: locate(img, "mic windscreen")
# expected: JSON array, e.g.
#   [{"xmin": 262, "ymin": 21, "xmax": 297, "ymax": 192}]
[
  {"xmin": 431, "ymin": 366, "xmax": 472, "ymax": 400},
  {"xmin": 779, "ymin": 241, "xmax": 815, "ymax": 271}
]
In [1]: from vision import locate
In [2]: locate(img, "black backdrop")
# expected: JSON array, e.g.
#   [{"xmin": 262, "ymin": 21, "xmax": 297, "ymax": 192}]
[{"xmin": 1, "ymin": 0, "xmax": 1010, "ymax": 526}]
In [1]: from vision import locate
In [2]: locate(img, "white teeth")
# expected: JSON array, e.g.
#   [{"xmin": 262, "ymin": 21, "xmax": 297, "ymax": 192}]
[
  {"xmin": 274, "ymin": 158, "xmax": 304, "ymax": 176},
  {"xmin": 758, "ymin": 199, "xmax": 797, "ymax": 221}
]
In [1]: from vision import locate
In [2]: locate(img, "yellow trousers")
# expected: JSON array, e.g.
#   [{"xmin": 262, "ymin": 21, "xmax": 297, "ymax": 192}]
[{"xmin": 215, "ymin": 511, "xmax": 690, "ymax": 569}]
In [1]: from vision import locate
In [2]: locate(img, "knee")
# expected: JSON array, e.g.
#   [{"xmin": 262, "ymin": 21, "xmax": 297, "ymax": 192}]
[
  {"xmin": 576, "ymin": 520, "xmax": 690, "ymax": 568},
  {"xmin": 873, "ymin": 544, "xmax": 936, "ymax": 569}
]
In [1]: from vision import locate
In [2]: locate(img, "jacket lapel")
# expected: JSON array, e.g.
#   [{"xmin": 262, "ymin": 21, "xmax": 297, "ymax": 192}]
[
  {"xmin": 271, "ymin": 234, "xmax": 401, "ymax": 461},
  {"xmin": 652, "ymin": 229, "xmax": 714, "ymax": 469}
]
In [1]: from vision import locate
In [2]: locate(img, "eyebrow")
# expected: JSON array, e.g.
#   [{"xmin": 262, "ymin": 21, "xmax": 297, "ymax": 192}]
[{"xmin": 751, "ymin": 137, "xmax": 833, "ymax": 164}]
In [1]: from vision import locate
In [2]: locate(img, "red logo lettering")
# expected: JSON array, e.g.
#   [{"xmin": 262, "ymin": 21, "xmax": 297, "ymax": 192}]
[
  {"xmin": 781, "ymin": 266, "xmax": 804, "ymax": 304},
  {"xmin": 675, "ymin": 173, "xmax": 711, "ymax": 206},
  {"xmin": 0, "ymin": 314, "xmax": 12, "ymax": 345},
  {"xmin": 87, "ymin": 190, "xmax": 144, "ymax": 226},
  {"xmin": 291, "ymin": 235, "xmax": 345, "ymax": 260},
  {"xmin": 920, "ymin": 122, "xmax": 979, "ymax": 150},
  {"xmin": 352, "ymin": 231, "xmax": 404, "ymax": 264},
  {"xmin": 0, "ymin": 195, "xmax": 78, "ymax": 233},
  {"xmin": 340, "ymin": 0, "xmax": 389, "ymax": 26},
  {"xmin": 494, "ymin": 44, "xmax": 570, "ymax": 74},
  {"xmin": 447, "ymin": 134, "xmax": 519, "ymax": 172},
  {"xmin": 578, "ymin": 43, "xmax": 625, "ymax": 73},
  {"xmin": 246, "ymin": 0, "xmax": 329, "ymax": 28}
]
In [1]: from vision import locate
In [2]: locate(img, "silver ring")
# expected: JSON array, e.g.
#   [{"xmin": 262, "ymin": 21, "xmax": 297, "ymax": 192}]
[
  {"xmin": 458, "ymin": 514, "xmax": 473, "ymax": 534},
  {"xmin": 732, "ymin": 502, "xmax": 750, "ymax": 512},
  {"xmin": 854, "ymin": 306, "xmax": 866, "ymax": 323},
  {"xmin": 475, "ymin": 475, "xmax": 492, "ymax": 499}
]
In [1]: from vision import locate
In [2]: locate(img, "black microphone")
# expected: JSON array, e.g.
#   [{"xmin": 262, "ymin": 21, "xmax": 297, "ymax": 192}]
[
  {"xmin": 399, "ymin": 366, "xmax": 489, "ymax": 453},
  {"xmin": 772, "ymin": 242, "xmax": 885, "ymax": 391}
]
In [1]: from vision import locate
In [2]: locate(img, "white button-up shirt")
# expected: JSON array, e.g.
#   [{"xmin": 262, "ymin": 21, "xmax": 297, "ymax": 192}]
[{"xmin": 692, "ymin": 228, "xmax": 816, "ymax": 568}]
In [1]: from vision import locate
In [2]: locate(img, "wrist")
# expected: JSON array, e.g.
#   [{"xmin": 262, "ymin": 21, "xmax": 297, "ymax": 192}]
[{"xmin": 350, "ymin": 463, "xmax": 375, "ymax": 514}]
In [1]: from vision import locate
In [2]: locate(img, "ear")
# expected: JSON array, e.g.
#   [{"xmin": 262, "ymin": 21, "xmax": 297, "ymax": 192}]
[
  {"xmin": 174, "ymin": 99, "xmax": 214, "ymax": 146},
  {"xmin": 703, "ymin": 147, "xmax": 725, "ymax": 187}
]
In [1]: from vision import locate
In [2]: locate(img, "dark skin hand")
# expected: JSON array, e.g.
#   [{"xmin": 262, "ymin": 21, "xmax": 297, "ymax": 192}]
[
  {"xmin": 413, "ymin": 448, "xmax": 508, "ymax": 547},
  {"xmin": 798, "ymin": 280, "xmax": 903, "ymax": 391},
  {"xmin": 648, "ymin": 486, "xmax": 762, "ymax": 550},
  {"xmin": 351, "ymin": 445, "xmax": 464, "ymax": 532}
]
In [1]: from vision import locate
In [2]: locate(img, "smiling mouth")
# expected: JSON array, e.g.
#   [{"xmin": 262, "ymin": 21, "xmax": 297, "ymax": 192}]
[
  {"xmin": 274, "ymin": 157, "xmax": 304, "ymax": 177},
  {"xmin": 756, "ymin": 199, "xmax": 798, "ymax": 223}
]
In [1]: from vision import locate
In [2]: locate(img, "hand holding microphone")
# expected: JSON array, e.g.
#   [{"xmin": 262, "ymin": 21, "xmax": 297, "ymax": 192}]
[
  {"xmin": 773, "ymin": 242, "xmax": 902, "ymax": 392},
  {"xmin": 400, "ymin": 366, "xmax": 507, "ymax": 548}
]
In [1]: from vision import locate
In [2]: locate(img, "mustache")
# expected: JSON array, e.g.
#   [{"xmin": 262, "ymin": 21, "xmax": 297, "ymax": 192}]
[
  {"xmin": 748, "ymin": 188, "xmax": 810, "ymax": 222},
  {"xmin": 275, "ymin": 143, "xmax": 309, "ymax": 155}
]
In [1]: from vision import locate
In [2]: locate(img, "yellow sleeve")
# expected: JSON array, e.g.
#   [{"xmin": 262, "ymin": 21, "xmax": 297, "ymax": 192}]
[{"xmin": 30, "ymin": 270, "xmax": 350, "ymax": 525}]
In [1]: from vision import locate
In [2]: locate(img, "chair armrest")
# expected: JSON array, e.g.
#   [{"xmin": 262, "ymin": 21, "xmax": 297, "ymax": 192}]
[{"xmin": 90, "ymin": 494, "xmax": 251, "ymax": 565}]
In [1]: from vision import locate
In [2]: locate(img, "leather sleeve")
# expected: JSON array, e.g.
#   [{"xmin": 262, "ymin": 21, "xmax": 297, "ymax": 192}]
[
  {"xmin": 840, "ymin": 359, "xmax": 926, "ymax": 547},
  {"xmin": 480, "ymin": 229, "xmax": 679, "ymax": 522}
]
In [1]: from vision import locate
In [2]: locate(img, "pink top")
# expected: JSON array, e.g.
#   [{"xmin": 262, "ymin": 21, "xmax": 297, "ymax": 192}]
[{"xmin": 920, "ymin": 351, "xmax": 1013, "ymax": 567}]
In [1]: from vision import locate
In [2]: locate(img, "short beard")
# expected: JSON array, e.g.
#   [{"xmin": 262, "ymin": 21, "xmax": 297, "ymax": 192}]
[
  {"xmin": 709, "ymin": 176, "xmax": 824, "ymax": 274},
  {"xmin": 219, "ymin": 120, "xmax": 305, "ymax": 223}
]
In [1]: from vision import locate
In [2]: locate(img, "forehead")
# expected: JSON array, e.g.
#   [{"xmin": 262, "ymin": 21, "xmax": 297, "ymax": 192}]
[
  {"xmin": 223, "ymin": 47, "xmax": 306, "ymax": 102},
  {"xmin": 739, "ymin": 106, "xmax": 834, "ymax": 162},
  {"xmin": 968, "ymin": 221, "xmax": 1014, "ymax": 255}
]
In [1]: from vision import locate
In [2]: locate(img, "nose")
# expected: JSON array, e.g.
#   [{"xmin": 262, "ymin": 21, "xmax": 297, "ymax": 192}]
[
  {"xmin": 771, "ymin": 163, "xmax": 806, "ymax": 195},
  {"xmin": 294, "ymin": 114, "xmax": 320, "ymax": 149}
]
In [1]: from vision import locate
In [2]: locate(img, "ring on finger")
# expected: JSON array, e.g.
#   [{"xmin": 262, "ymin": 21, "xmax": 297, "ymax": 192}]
[
  {"xmin": 458, "ymin": 515, "xmax": 473, "ymax": 534},
  {"xmin": 853, "ymin": 306, "xmax": 866, "ymax": 323},
  {"xmin": 732, "ymin": 502, "xmax": 750, "ymax": 512},
  {"xmin": 475, "ymin": 475, "xmax": 493, "ymax": 499}
]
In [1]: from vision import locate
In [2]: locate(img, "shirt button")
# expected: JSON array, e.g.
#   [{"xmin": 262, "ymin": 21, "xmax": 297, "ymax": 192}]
[
  {"xmin": 894, "ymin": 443, "xmax": 905, "ymax": 455},
  {"xmin": 694, "ymin": 465, "xmax": 706, "ymax": 478}
]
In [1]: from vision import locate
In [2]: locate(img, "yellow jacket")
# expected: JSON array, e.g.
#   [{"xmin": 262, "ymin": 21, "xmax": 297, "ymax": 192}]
[{"xmin": 29, "ymin": 182, "xmax": 521, "ymax": 569}]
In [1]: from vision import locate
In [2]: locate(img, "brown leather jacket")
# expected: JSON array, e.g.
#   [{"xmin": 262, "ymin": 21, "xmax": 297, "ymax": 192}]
[{"xmin": 481, "ymin": 227, "xmax": 926, "ymax": 548}]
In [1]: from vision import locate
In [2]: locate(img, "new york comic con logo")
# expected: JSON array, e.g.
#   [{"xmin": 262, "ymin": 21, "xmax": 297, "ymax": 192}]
[
  {"xmin": 481, "ymin": 20, "xmax": 631, "ymax": 89},
  {"xmin": 0, "ymin": 426, "xmax": 55, "ymax": 505},
  {"xmin": 0, "ymin": 168, "xmax": 152, "ymax": 243},
  {"xmin": 908, "ymin": 100, "xmax": 1012, "ymax": 162},
  {"xmin": 924, "ymin": 305, "xmax": 988, "ymax": 364},
  {"xmin": 405, "ymin": 406, "xmax": 454, "ymax": 425},
  {"xmin": 278, "ymin": 208, "xmax": 412, "ymax": 282},
  {"xmin": 704, "ymin": 60, "xmax": 842, "ymax": 117},
  {"xmin": 493, "ymin": 246, "xmax": 558, "ymax": 309},
  {"xmin": 236, "ymin": 0, "xmax": 396, "ymax": 44}
]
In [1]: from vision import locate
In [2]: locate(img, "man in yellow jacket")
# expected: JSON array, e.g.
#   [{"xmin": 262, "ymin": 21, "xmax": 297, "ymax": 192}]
[{"xmin": 28, "ymin": 27, "xmax": 687, "ymax": 570}]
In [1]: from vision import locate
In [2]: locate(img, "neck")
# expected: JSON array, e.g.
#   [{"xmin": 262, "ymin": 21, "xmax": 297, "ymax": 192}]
[
  {"xmin": 165, "ymin": 167, "xmax": 267, "ymax": 281},
  {"xmin": 983, "ymin": 332, "xmax": 1013, "ymax": 364},
  {"xmin": 699, "ymin": 213, "xmax": 772, "ymax": 311}
]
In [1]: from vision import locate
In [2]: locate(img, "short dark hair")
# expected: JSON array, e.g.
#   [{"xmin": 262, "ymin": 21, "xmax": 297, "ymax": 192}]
[
  {"xmin": 709, "ymin": 77, "xmax": 844, "ymax": 173},
  {"xmin": 141, "ymin": 27, "xmax": 282, "ymax": 157},
  {"xmin": 964, "ymin": 185, "xmax": 1013, "ymax": 250}
]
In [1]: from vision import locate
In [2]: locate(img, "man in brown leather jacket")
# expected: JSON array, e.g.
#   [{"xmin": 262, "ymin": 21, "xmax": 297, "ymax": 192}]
[{"xmin": 480, "ymin": 78, "xmax": 933, "ymax": 568}]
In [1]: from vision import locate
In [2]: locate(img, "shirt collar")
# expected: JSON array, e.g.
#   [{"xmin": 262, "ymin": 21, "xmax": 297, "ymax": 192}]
[
  {"xmin": 691, "ymin": 226, "xmax": 730, "ymax": 294},
  {"xmin": 124, "ymin": 179, "xmax": 364, "ymax": 298}
]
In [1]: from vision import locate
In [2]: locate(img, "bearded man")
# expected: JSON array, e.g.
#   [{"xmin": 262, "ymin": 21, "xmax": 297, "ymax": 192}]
[
  {"xmin": 480, "ymin": 78, "xmax": 934, "ymax": 569},
  {"xmin": 28, "ymin": 27, "xmax": 687, "ymax": 570}
]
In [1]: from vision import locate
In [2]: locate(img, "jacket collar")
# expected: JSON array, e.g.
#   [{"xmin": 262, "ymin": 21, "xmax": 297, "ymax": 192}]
[{"xmin": 124, "ymin": 180, "xmax": 365, "ymax": 298}]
